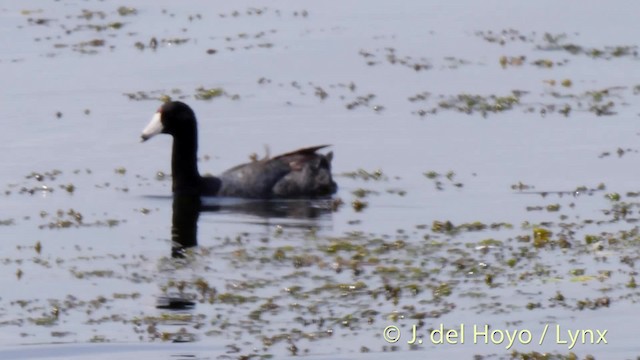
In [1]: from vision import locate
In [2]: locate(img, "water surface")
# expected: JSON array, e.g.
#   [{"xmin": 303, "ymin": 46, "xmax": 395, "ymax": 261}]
[{"xmin": 2, "ymin": 1, "xmax": 640, "ymax": 359}]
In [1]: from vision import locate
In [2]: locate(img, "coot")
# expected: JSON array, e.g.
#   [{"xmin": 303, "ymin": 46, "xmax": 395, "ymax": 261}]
[{"xmin": 141, "ymin": 101, "xmax": 337, "ymax": 198}]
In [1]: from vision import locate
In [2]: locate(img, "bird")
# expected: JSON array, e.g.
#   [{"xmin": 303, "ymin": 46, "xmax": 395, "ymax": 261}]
[{"xmin": 141, "ymin": 101, "xmax": 337, "ymax": 198}]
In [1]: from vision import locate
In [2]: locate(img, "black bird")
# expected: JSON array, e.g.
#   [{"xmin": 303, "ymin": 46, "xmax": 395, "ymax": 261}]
[{"xmin": 141, "ymin": 101, "xmax": 337, "ymax": 198}]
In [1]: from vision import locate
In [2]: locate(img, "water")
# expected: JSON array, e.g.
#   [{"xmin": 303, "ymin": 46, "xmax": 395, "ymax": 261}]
[{"xmin": 2, "ymin": 1, "xmax": 640, "ymax": 359}]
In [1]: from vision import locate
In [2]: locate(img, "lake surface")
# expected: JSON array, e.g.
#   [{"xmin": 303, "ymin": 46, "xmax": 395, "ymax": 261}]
[{"xmin": 2, "ymin": 1, "xmax": 640, "ymax": 359}]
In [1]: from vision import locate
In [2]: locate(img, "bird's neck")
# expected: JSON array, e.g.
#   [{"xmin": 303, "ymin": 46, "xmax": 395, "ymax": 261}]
[{"xmin": 171, "ymin": 132, "xmax": 201, "ymax": 195}]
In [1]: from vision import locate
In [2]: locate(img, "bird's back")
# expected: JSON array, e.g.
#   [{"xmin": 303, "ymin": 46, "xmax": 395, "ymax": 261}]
[{"xmin": 217, "ymin": 146, "xmax": 336, "ymax": 198}]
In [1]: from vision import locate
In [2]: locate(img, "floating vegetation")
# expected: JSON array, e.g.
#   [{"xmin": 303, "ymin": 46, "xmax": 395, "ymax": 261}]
[
  {"xmin": 475, "ymin": 29, "xmax": 536, "ymax": 46},
  {"xmin": 132, "ymin": 37, "xmax": 190, "ymax": 50},
  {"xmin": 499, "ymin": 55, "xmax": 526, "ymax": 68},
  {"xmin": 217, "ymin": 7, "xmax": 307, "ymax": 19},
  {"xmin": 545, "ymin": 86, "xmax": 624, "ymax": 116},
  {"xmin": 538, "ymin": 33, "xmax": 639, "ymax": 60},
  {"xmin": 605, "ymin": 192, "xmax": 621, "ymax": 201},
  {"xmin": 412, "ymin": 91, "xmax": 522, "ymax": 117},
  {"xmin": 221, "ymin": 29, "xmax": 278, "ymax": 44},
  {"xmin": 73, "ymin": 39, "xmax": 106, "ymax": 54},
  {"xmin": 598, "ymin": 147, "xmax": 637, "ymax": 159},
  {"xmin": 6, "ymin": 169, "xmax": 87, "ymax": 196},
  {"xmin": 345, "ymin": 93, "xmax": 377, "ymax": 111},
  {"xmin": 37, "ymin": 209, "xmax": 123, "ymax": 229},
  {"xmin": 560, "ymin": 79, "xmax": 573, "ymax": 87},
  {"xmin": 510, "ymin": 350, "xmax": 596, "ymax": 360},
  {"xmin": 576, "ymin": 296, "xmax": 610, "ymax": 310},
  {"xmin": 125, "ymin": 90, "xmax": 174, "ymax": 101},
  {"xmin": 410, "ymin": 84, "xmax": 633, "ymax": 118},
  {"xmin": 478, "ymin": 29, "xmax": 639, "ymax": 61},
  {"xmin": 83, "ymin": 22, "xmax": 126, "ymax": 31},
  {"xmin": 351, "ymin": 188, "xmax": 379, "ymax": 198},
  {"xmin": 124, "ymin": 87, "xmax": 239, "ymax": 102},
  {"xmin": 314, "ymin": 86, "xmax": 328, "ymax": 100},
  {"xmin": 162, "ymin": 38, "xmax": 190, "ymax": 46},
  {"xmin": 26, "ymin": 18, "xmax": 54, "ymax": 26},
  {"xmin": 116, "ymin": 6, "xmax": 137, "ymax": 16},
  {"xmin": 431, "ymin": 220, "xmax": 512, "ymax": 235},
  {"xmin": 511, "ymin": 182, "xmax": 535, "ymax": 191},
  {"xmin": 532, "ymin": 227, "xmax": 552, "ymax": 248},
  {"xmin": 546, "ymin": 204, "xmax": 560, "ymax": 212},
  {"xmin": 0, "ymin": 219, "xmax": 15, "ymax": 226},
  {"xmin": 386, "ymin": 188, "xmax": 406, "ymax": 196},
  {"xmin": 26, "ymin": 170, "xmax": 62, "ymax": 182},
  {"xmin": 256, "ymin": 77, "xmax": 382, "ymax": 113},
  {"xmin": 78, "ymin": 9, "xmax": 107, "ymax": 21},
  {"xmin": 440, "ymin": 92, "xmax": 520, "ymax": 115},
  {"xmin": 408, "ymin": 92, "xmax": 430, "ymax": 102},
  {"xmin": 358, "ymin": 48, "xmax": 432, "ymax": 71},
  {"xmin": 20, "ymin": 9, "xmax": 44, "ymax": 16},
  {"xmin": 423, "ymin": 170, "xmax": 464, "ymax": 190},
  {"xmin": 195, "ymin": 87, "xmax": 240, "ymax": 101},
  {"xmin": 4, "ymin": 185, "xmax": 639, "ymax": 358},
  {"xmin": 531, "ymin": 58, "xmax": 554, "ymax": 68},
  {"xmin": 351, "ymin": 199, "xmax": 368, "ymax": 212},
  {"xmin": 194, "ymin": 87, "xmax": 223, "ymax": 100},
  {"xmin": 61, "ymin": 184, "xmax": 75, "ymax": 193},
  {"xmin": 340, "ymin": 169, "xmax": 387, "ymax": 181}
]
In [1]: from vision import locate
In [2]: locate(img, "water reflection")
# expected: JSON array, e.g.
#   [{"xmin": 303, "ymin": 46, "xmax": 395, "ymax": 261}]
[
  {"xmin": 170, "ymin": 195, "xmax": 334, "ymax": 257},
  {"xmin": 158, "ymin": 195, "xmax": 333, "ymax": 311},
  {"xmin": 171, "ymin": 195, "xmax": 201, "ymax": 258}
]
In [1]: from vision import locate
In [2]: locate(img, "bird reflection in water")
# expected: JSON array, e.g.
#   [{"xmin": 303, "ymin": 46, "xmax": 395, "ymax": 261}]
[
  {"xmin": 170, "ymin": 195, "xmax": 201, "ymax": 258},
  {"xmin": 170, "ymin": 196, "xmax": 334, "ymax": 257},
  {"xmin": 157, "ymin": 195, "xmax": 333, "ymax": 311}
]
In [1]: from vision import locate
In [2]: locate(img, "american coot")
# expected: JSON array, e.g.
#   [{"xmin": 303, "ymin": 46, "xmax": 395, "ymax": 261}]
[{"xmin": 141, "ymin": 101, "xmax": 337, "ymax": 198}]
